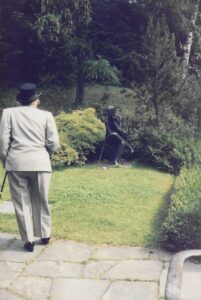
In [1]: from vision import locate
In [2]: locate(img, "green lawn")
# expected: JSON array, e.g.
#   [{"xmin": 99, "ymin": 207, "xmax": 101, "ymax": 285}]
[{"xmin": 0, "ymin": 163, "xmax": 174, "ymax": 247}]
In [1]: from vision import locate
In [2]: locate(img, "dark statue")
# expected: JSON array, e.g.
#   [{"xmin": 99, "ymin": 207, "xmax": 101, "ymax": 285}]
[{"xmin": 105, "ymin": 106, "xmax": 133, "ymax": 165}]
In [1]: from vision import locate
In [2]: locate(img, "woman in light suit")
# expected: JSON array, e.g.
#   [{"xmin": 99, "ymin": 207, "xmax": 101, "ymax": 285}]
[{"xmin": 0, "ymin": 83, "xmax": 60, "ymax": 252}]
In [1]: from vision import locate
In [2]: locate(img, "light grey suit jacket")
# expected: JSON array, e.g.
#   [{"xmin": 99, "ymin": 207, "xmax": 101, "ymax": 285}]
[{"xmin": 0, "ymin": 106, "xmax": 60, "ymax": 171}]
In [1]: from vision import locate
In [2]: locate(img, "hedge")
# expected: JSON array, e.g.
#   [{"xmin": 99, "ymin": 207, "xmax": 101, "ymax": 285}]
[{"xmin": 161, "ymin": 167, "xmax": 201, "ymax": 251}]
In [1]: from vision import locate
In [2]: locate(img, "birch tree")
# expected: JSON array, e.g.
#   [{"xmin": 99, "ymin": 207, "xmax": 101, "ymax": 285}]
[
  {"xmin": 182, "ymin": 0, "xmax": 200, "ymax": 72},
  {"xmin": 147, "ymin": 0, "xmax": 200, "ymax": 75}
]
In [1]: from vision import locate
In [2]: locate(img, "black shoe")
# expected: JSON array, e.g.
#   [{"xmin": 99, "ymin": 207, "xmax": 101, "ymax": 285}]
[
  {"xmin": 24, "ymin": 242, "xmax": 34, "ymax": 252},
  {"xmin": 41, "ymin": 237, "xmax": 50, "ymax": 245}
]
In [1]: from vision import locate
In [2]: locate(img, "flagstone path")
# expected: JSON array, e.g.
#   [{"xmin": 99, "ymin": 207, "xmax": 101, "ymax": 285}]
[{"xmin": 0, "ymin": 232, "xmax": 201, "ymax": 300}]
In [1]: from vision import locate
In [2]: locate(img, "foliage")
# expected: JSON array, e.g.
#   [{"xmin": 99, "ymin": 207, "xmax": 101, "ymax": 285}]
[
  {"xmin": 0, "ymin": 0, "xmax": 92, "ymax": 86},
  {"xmin": 161, "ymin": 167, "xmax": 201, "ymax": 250},
  {"xmin": 1, "ymin": 0, "xmax": 201, "ymax": 154},
  {"xmin": 173, "ymin": 138, "xmax": 201, "ymax": 168},
  {"xmin": 83, "ymin": 58, "xmax": 120, "ymax": 84},
  {"xmin": 36, "ymin": 13, "xmax": 63, "ymax": 42},
  {"xmin": 51, "ymin": 108, "xmax": 105, "ymax": 167},
  {"xmin": 51, "ymin": 139, "xmax": 79, "ymax": 168},
  {"xmin": 132, "ymin": 16, "xmax": 183, "ymax": 127},
  {"xmin": 148, "ymin": 0, "xmax": 193, "ymax": 47},
  {"xmin": 132, "ymin": 129, "xmax": 182, "ymax": 174},
  {"xmin": 0, "ymin": 163, "xmax": 174, "ymax": 246},
  {"xmin": 1, "ymin": 0, "xmax": 201, "ymax": 87},
  {"xmin": 0, "ymin": 0, "xmax": 42, "ymax": 84},
  {"xmin": 131, "ymin": 128, "xmax": 201, "ymax": 175},
  {"xmin": 37, "ymin": 0, "xmax": 92, "ymax": 41},
  {"xmin": 37, "ymin": 0, "xmax": 92, "ymax": 99},
  {"xmin": 90, "ymin": 0, "xmax": 146, "ymax": 86},
  {"xmin": 173, "ymin": 73, "xmax": 201, "ymax": 125}
]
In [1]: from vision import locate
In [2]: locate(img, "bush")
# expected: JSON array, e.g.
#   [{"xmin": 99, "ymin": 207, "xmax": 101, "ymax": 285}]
[
  {"xmin": 131, "ymin": 129, "xmax": 182, "ymax": 174},
  {"xmin": 173, "ymin": 139, "xmax": 201, "ymax": 168},
  {"xmin": 161, "ymin": 167, "xmax": 201, "ymax": 251},
  {"xmin": 131, "ymin": 129, "xmax": 201, "ymax": 174},
  {"xmin": 51, "ymin": 108, "xmax": 105, "ymax": 167}
]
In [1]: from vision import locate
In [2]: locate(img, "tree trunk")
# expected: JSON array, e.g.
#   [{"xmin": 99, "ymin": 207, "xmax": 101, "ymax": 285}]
[
  {"xmin": 75, "ymin": 72, "xmax": 85, "ymax": 107},
  {"xmin": 183, "ymin": 1, "xmax": 199, "ymax": 76}
]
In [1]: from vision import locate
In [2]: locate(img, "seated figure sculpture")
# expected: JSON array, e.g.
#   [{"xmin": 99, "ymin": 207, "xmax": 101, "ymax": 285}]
[{"xmin": 105, "ymin": 106, "xmax": 133, "ymax": 165}]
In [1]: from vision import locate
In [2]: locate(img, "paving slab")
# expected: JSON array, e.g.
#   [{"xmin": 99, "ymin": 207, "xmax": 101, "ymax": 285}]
[
  {"xmin": 51, "ymin": 278, "xmax": 110, "ymax": 300},
  {"xmin": 93, "ymin": 245, "xmax": 149, "ymax": 260},
  {"xmin": 102, "ymin": 281, "xmax": 158, "ymax": 300},
  {"xmin": 0, "ymin": 261, "xmax": 25, "ymax": 288},
  {"xmin": 10, "ymin": 276, "xmax": 52, "ymax": 300},
  {"xmin": 24, "ymin": 260, "xmax": 83, "ymax": 277},
  {"xmin": 0, "ymin": 289, "xmax": 23, "ymax": 300},
  {"xmin": 0, "ymin": 239, "xmax": 45, "ymax": 262},
  {"xmin": 149, "ymin": 248, "xmax": 173, "ymax": 262},
  {"xmin": 102, "ymin": 259, "xmax": 163, "ymax": 281},
  {"xmin": 83, "ymin": 260, "xmax": 117, "ymax": 278},
  {"xmin": 0, "ymin": 201, "xmax": 14, "ymax": 214},
  {"xmin": 36, "ymin": 240, "xmax": 95, "ymax": 262},
  {"xmin": 0, "ymin": 233, "xmax": 17, "ymax": 251}
]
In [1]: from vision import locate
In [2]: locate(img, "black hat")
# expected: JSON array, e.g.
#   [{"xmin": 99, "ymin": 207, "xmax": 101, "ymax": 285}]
[{"xmin": 17, "ymin": 83, "xmax": 41, "ymax": 104}]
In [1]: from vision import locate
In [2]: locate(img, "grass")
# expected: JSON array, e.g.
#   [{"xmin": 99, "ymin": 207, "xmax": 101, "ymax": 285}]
[
  {"xmin": 0, "ymin": 162, "xmax": 174, "ymax": 247},
  {"xmin": 0, "ymin": 165, "xmax": 10, "ymax": 203}
]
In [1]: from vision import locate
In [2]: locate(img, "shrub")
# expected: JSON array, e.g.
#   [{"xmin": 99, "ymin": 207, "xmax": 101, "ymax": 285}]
[
  {"xmin": 131, "ymin": 129, "xmax": 201, "ymax": 174},
  {"xmin": 161, "ymin": 167, "xmax": 201, "ymax": 251},
  {"xmin": 173, "ymin": 139, "xmax": 201, "ymax": 168},
  {"xmin": 51, "ymin": 108, "xmax": 105, "ymax": 167},
  {"xmin": 131, "ymin": 129, "xmax": 182, "ymax": 174}
]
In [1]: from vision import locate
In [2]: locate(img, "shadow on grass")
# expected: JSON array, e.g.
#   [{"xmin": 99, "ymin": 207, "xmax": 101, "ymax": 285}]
[{"xmin": 144, "ymin": 177, "xmax": 176, "ymax": 249}]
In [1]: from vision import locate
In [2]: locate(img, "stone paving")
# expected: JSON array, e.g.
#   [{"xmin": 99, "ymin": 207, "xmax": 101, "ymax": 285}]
[{"xmin": 0, "ymin": 232, "xmax": 201, "ymax": 300}]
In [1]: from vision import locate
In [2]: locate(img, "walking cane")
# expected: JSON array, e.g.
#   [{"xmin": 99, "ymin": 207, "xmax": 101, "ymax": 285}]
[
  {"xmin": 98, "ymin": 138, "xmax": 106, "ymax": 163},
  {"xmin": 0, "ymin": 172, "xmax": 7, "ymax": 199}
]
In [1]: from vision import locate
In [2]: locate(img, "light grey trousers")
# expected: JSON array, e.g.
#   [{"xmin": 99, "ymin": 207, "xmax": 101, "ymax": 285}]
[{"xmin": 7, "ymin": 171, "xmax": 52, "ymax": 242}]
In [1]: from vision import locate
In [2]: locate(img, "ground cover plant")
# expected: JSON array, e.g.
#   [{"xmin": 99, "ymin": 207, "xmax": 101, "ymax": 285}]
[{"xmin": 0, "ymin": 163, "xmax": 174, "ymax": 246}]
